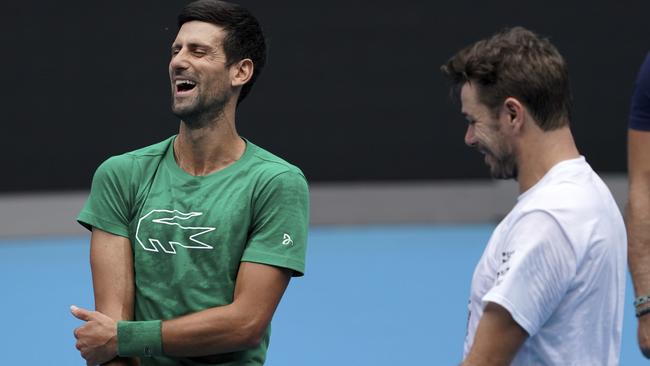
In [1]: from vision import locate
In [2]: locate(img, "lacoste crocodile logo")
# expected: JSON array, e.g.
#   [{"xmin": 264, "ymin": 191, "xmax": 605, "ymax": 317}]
[{"xmin": 135, "ymin": 209, "xmax": 216, "ymax": 254}]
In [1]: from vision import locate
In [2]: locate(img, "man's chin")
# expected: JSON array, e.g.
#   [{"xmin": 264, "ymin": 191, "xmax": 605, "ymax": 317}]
[
  {"xmin": 488, "ymin": 161, "xmax": 516, "ymax": 180},
  {"xmin": 484, "ymin": 153, "xmax": 517, "ymax": 180},
  {"xmin": 171, "ymin": 103, "xmax": 198, "ymax": 119},
  {"xmin": 172, "ymin": 101, "xmax": 193, "ymax": 113}
]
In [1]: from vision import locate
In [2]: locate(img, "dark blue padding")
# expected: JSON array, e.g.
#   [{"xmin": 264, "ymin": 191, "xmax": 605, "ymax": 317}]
[{"xmin": 629, "ymin": 52, "xmax": 650, "ymax": 131}]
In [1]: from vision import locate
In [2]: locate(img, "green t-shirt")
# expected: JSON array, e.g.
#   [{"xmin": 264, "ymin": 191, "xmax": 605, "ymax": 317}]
[{"xmin": 78, "ymin": 136, "xmax": 309, "ymax": 365}]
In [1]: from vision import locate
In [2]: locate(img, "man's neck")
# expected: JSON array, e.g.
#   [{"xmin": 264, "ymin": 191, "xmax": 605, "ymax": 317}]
[
  {"xmin": 174, "ymin": 110, "xmax": 246, "ymax": 176},
  {"xmin": 516, "ymin": 126, "xmax": 580, "ymax": 193}
]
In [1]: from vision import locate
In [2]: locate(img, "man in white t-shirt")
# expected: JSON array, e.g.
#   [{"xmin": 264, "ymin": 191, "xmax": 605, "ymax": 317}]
[{"xmin": 441, "ymin": 27, "xmax": 627, "ymax": 365}]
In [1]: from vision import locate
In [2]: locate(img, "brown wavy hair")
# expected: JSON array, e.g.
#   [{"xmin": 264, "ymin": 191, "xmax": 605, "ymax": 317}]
[{"xmin": 441, "ymin": 26, "xmax": 572, "ymax": 130}]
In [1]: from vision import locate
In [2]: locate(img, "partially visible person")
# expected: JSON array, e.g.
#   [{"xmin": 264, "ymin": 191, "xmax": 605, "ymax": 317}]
[
  {"xmin": 441, "ymin": 27, "xmax": 627, "ymax": 365},
  {"xmin": 70, "ymin": 1, "xmax": 309, "ymax": 365},
  {"xmin": 626, "ymin": 51, "xmax": 650, "ymax": 359}
]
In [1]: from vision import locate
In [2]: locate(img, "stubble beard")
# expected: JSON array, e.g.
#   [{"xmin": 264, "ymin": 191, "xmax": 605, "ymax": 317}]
[
  {"xmin": 171, "ymin": 90, "xmax": 229, "ymax": 130},
  {"xmin": 484, "ymin": 140, "xmax": 517, "ymax": 180},
  {"xmin": 481, "ymin": 120, "xmax": 517, "ymax": 180},
  {"xmin": 489, "ymin": 151, "xmax": 518, "ymax": 180}
]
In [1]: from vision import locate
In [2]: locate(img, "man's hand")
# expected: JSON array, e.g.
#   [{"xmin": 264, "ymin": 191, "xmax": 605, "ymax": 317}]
[{"xmin": 71, "ymin": 305, "xmax": 119, "ymax": 365}]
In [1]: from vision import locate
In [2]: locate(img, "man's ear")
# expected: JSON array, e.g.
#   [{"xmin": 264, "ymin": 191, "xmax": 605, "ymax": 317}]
[
  {"xmin": 503, "ymin": 97, "xmax": 525, "ymax": 133},
  {"xmin": 231, "ymin": 58, "xmax": 254, "ymax": 87}
]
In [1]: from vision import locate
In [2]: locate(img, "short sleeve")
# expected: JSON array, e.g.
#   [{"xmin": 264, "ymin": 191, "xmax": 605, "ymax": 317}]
[
  {"xmin": 242, "ymin": 171, "xmax": 310, "ymax": 276},
  {"xmin": 77, "ymin": 156, "xmax": 134, "ymax": 237},
  {"xmin": 629, "ymin": 52, "xmax": 650, "ymax": 131},
  {"xmin": 482, "ymin": 211, "xmax": 577, "ymax": 336}
]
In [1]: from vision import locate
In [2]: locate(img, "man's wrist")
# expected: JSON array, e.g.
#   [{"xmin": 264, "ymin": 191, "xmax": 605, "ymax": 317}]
[
  {"xmin": 637, "ymin": 306, "xmax": 650, "ymax": 318},
  {"xmin": 117, "ymin": 320, "xmax": 163, "ymax": 358},
  {"xmin": 635, "ymin": 294, "xmax": 650, "ymax": 308}
]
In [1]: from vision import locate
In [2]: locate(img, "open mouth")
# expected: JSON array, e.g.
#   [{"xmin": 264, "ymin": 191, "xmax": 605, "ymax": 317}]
[{"xmin": 175, "ymin": 79, "xmax": 197, "ymax": 93}]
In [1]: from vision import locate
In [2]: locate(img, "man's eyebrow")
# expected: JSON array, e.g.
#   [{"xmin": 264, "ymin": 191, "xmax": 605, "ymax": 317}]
[
  {"xmin": 171, "ymin": 41, "xmax": 214, "ymax": 49},
  {"xmin": 187, "ymin": 41, "xmax": 213, "ymax": 49}
]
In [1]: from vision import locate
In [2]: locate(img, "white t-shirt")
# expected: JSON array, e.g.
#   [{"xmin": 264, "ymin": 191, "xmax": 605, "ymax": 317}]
[{"xmin": 463, "ymin": 157, "xmax": 626, "ymax": 365}]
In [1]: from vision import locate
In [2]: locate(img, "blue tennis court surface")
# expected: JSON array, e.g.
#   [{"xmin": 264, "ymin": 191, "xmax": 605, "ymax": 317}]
[{"xmin": 0, "ymin": 225, "xmax": 644, "ymax": 365}]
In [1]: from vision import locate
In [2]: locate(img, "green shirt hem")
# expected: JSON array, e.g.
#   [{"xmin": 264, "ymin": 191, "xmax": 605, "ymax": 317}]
[
  {"xmin": 241, "ymin": 249, "xmax": 305, "ymax": 277},
  {"xmin": 77, "ymin": 211, "xmax": 129, "ymax": 238}
]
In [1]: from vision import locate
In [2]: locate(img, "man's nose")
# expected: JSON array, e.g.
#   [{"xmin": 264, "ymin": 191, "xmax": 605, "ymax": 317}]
[
  {"xmin": 464, "ymin": 124, "xmax": 477, "ymax": 147},
  {"xmin": 170, "ymin": 49, "xmax": 190, "ymax": 72}
]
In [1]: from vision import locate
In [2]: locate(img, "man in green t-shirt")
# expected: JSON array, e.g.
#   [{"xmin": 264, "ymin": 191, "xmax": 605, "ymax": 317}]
[{"xmin": 70, "ymin": 1, "xmax": 309, "ymax": 365}]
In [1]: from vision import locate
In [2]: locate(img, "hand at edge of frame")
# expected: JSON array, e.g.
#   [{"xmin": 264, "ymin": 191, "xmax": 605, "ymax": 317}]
[{"xmin": 71, "ymin": 305, "xmax": 119, "ymax": 365}]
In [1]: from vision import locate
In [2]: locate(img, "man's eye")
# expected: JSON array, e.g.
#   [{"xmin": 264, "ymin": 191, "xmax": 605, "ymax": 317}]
[{"xmin": 171, "ymin": 49, "xmax": 180, "ymax": 56}]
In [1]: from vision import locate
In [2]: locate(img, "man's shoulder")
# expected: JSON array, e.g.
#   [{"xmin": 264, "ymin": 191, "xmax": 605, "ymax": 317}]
[
  {"xmin": 245, "ymin": 140, "xmax": 306, "ymax": 179},
  {"xmin": 521, "ymin": 158, "xmax": 606, "ymax": 209},
  {"xmin": 98, "ymin": 136, "xmax": 173, "ymax": 170},
  {"xmin": 511, "ymin": 160, "xmax": 623, "ymax": 244},
  {"xmin": 516, "ymin": 183, "xmax": 603, "ymax": 225},
  {"xmin": 122, "ymin": 136, "xmax": 174, "ymax": 159}
]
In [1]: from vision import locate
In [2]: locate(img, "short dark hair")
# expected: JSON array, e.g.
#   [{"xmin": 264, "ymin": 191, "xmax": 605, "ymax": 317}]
[
  {"xmin": 178, "ymin": 0, "xmax": 266, "ymax": 105},
  {"xmin": 441, "ymin": 26, "xmax": 572, "ymax": 130}
]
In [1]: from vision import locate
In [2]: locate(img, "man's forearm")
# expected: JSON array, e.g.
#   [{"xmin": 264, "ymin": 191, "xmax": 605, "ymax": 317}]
[
  {"xmin": 90, "ymin": 229, "xmax": 138, "ymax": 365},
  {"xmin": 627, "ymin": 192, "xmax": 650, "ymax": 297},
  {"xmin": 627, "ymin": 130, "xmax": 650, "ymax": 299},
  {"xmin": 162, "ymin": 303, "xmax": 266, "ymax": 356},
  {"xmin": 116, "ymin": 262, "xmax": 291, "ymax": 359},
  {"xmin": 112, "ymin": 303, "xmax": 260, "ymax": 362},
  {"xmin": 627, "ymin": 128, "xmax": 650, "ymax": 358}
]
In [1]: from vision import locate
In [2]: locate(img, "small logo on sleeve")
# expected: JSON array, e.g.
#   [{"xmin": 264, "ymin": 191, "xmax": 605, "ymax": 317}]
[
  {"xmin": 495, "ymin": 250, "xmax": 514, "ymax": 285},
  {"xmin": 282, "ymin": 233, "xmax": 294, "ymax": 246}
]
